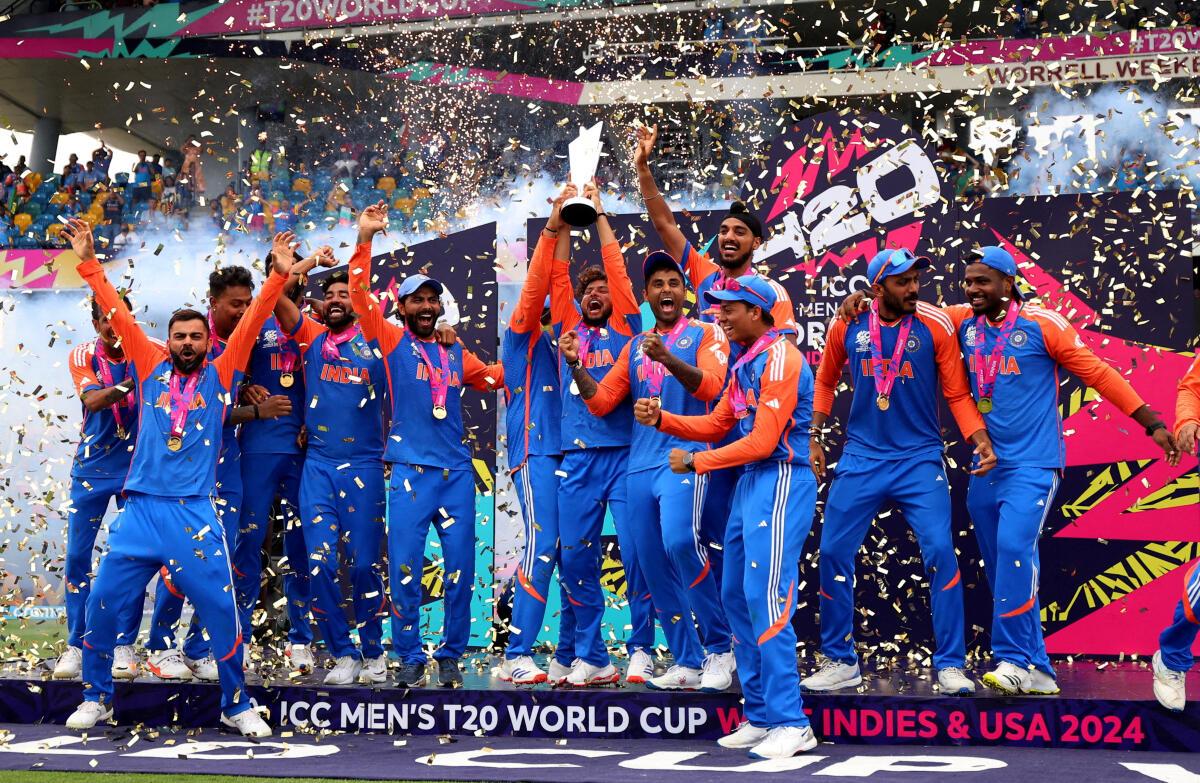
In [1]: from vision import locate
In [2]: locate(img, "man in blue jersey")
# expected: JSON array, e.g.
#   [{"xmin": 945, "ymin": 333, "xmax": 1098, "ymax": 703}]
[
  {"xmin": 496, "ymin": 186, "xmax": 578, "ymax": 685},
  {"xmin": 565, "ymin": 250, "xmax": 735, "ymax": 691},
  {"xmin": 55, "ymin": 295, "xmax": 145, "ymax": 682},
  {"xmin": 350, "ymin": 204, "xmax": 503, "ymax": 689},
  {"xmin": 62, "ymin": 218, "xmax": 282, "ymax": 737},
  {"xmin": 804, "ymin": 248, "xmax": 995, "ymax": 696}
]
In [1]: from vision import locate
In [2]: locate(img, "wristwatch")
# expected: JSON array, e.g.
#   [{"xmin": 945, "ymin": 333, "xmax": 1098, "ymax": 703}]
[
  {"xmin": 566, "ymin": 358, "xmax": 582, "ymax": 370},
  {"xmin": 1146, "ymin": 421, "xmax": 1166, "ymax": 437},
  {"xmin": 683, "ymin": 451, "xmax": 695, "ymax": 472}
]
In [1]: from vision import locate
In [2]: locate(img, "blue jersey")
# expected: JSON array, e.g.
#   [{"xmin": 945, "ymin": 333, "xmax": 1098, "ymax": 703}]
[
  {"xmin": 586, "ymin": 318, "xmax": 730, "ymax": 475},
  {"xmin": 502, "ymin": 328, "xmax": 562, "ymax": 468},
  {"xmin": 290, "ymin": 316, "xmax": 387, "ymax": 466},
  {"xmin": 68, "ymin": 340, "xmax": 138, "ymax": 479},
  {"xmin": 239, "ymin": 316, "xmax": 305, "ymax": 455},
  {"xmin": 207, "ymin": 332, "xmax": 243, "ymax": 476},
  {"xmin": 682, "ymin": 241, "xmax": 799, "ymax": 338},
  {"xmin": 815, "ymin": 302, "xmax": 982, "ymax": 462}
]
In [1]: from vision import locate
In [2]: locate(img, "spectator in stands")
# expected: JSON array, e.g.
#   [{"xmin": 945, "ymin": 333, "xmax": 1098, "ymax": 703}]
[
  {"xmin": 160, "ymin": 175, "xmax": 177, "ymax": 210},
  {"xmin": 98, "ymin": 188, "xmax": 125, "ymax": 249},
  {"xmin": 333, "ymin": 145, "xmax": 359, "ymax": 179},
  {"xmin": 91, "ymin": 144, "xmax": 110, "ymax": 178},
  {"xmin": 273, "ymin": 198, "xmax": 297, "ymax": 233},
  {"xmin": 150, "ymin": 153, "xmax": 163, "ymax": 179},
  {"xmin": 62, "ymin": 154, "xmax": 84, "ymax": 190},
  {"xmin": 243, "ymin": 185, "xmax": 267, "ymax": 233},
  {"xmin": 132, "ymin": 151, "xmax": 154, "ymax": 205},
  {"xmin": 79, "ymin": 161, "xmax": 100, "ymax": 192},
  {"xmin": 220, "ymin": 185, "xmax": 238, "ymax": 221},
  {"xmin": 180, "ymin": 135, "xmax": 205, "ymax": 204},
  {"xmin": 61, "ymin": 192, "xmax": 82, "ymax": 218},
  {"xmin": 13, "ymin": 155, "xmax": 27, "ymax": 178},
  {"xmin": 250, "ymin": 144, "xmax": 272, "ymax": 183},
  {"xmin": 0, "ymin": 156, "xmax": 11, "ymax": 184},
  {"xmin": 113, "ymin": 223, "xmax": 140, "ymax": 256}
]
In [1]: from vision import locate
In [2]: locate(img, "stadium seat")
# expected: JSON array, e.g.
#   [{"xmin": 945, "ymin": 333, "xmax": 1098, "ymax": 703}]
[{"xmin": 13, "ymin": 213, "xmax": 31, "ymax": 234}]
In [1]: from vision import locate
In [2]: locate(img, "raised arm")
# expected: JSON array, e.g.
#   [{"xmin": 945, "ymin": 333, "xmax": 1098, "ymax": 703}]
[
  {"xmin": 513, "ymin": 186, "xmax": 572, "ymax": 334},
  {"xmin": 215, "ymin": 256, "xmax": 291, "ymax": 390},
  {"xmin": 463, "ymin": 347, "xmax": 504, "ymax": 392},
  {"xmin": 64, "ymin": 218, "xmax": 164, "ymax": 379},
  {"xmin": 657, "ymin": 392, "xmax": 737, "ymax": 445},
  {"xmin": 349, "ymin": 201, "xmax": 404, "ymax": 356},
  {"xmin": 599, "ymin": 230, "xmax": 641, "ymax": 333},
  {"xmin": 276, "ymin": 242, "xmax": 337, "ymax": 334},
  {"xmin": 633, "ymin": 124, "xmax": 688, "ymax": 263}
]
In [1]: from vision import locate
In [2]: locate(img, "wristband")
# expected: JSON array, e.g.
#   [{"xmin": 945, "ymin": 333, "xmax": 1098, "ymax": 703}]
[
  {"xmin": 566, "ymin": 359, "xmax": 582, "ymax": 370},
  {"xmin": 1146, "ymin": 421, "xmax": 1166, "ymax": 437},
  {"xmin": 644, "ymin": 192, "xmax": 664, "ymax": 203},
  {"xmin": 253, "ymin": 404, "xmax": 260, "ymax": 420}
]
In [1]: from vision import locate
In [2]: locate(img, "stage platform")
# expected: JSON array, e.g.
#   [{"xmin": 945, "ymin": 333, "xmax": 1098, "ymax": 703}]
[{"xmin": 2, "ymin": 656, "xmax": 1197, "ymax": 752}]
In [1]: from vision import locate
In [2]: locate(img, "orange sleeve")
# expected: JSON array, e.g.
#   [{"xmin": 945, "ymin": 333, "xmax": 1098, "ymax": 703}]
[
  {"xmin": 693, "ymin": 343, "xmax": 799, "ymax": 474},
  {"xmin": 70, "ymin": 344, "xmax": 102, "ymax": 396},
  {"xmin": 215, "ymin": 269, "xmax": 288, "ymax": 390},
  {"xmin": 683, "ymin": 242, "xmax": 717, "ymax": 291},
  {"xmin": 1039, "ymin": 314, "xmax": 1146, "ymax": 416},
  {"xmin": 926, "ymin": 311, "xmax": 985, "ymax": 438},
  {"xmin": 692, "ymin": 323, "xmax": 730, "ymax": 402},
  {"xmin": 511, "ymin": 233, "xmax": 554, "ymax": 334},
  {"xmin": 1176, "ymin": 356, "xmax": 1200, "ymax": 436},
  {"xmin": 78, "ymin": 259, "xmax": 165, "ymax": 380},
  {"xmin": 813, "ymin": 318, "xmax": 848, "ymax": 416},
  {"xmin": 602, "ymin": 241, "xmax": 640, "ymax": 335},
  {"xmin": 943, "ymin": 304, "xmax": 973, "ymax": 329},
  {"xmin": 287, "ymin": 314, "xmax": 328, "ymax": 354},
  {"xmin": 583, "ymin": 341, "xmax": 632, "ymax": 417},
  {"xmin": 549, "ymin": 255, "xmax": 579, "ymax": 332},
  {"xmin": 462, "ymin": 348, "xmax": 504, "ymax": 392},
  {"xmin": 347, "ymin": 242, "xmax": 404, "ymax": 356},
  {"xmin": 768, "ymin": 280, "xmax": 799, "ymax": 336},
  {"xmin": 658, "ymin": 393, "xmax": 737, "ymax": 444}
]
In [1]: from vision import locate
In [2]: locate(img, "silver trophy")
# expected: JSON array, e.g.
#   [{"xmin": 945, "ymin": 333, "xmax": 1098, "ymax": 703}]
[{"xmin": 561, "ymin": 121, "xmax": 604, "ymax": 227}]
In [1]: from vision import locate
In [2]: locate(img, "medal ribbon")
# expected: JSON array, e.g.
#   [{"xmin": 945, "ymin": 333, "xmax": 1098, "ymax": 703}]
[
  {"xmin": 277, "ymin": 328, "xmax": 299, "ymax": 375},
  {"xmin": 868, "ymin": 299, "xmax": 913, "ymax": 401},
  {"xmin": 414, "ymin": 339, "xmax": 451, "ymax": 411},
  {"xmin": 168, "ymin": 369, "xmax": 201, "ymax": 440},
  {"xmin": 94, "ymin": 339, "xmax": 135, "ymax": 432},
  {"xmin": 320, "ymin": 323, "xmax": 361, "ymax": 362},
  {"xmin": 727, "ymin": 329, "xmax": 781, "ymax": 419},
  {"xmin": 972, "ymin": 303, "xmax": 1022, "ymax": 404},
  {"xmin": 576, "ymin": 325, "xmax": 601, "ymax": 369},
  {"xmin": 640, "ymin": 317, "xmax": 690, "ymax": 397}
]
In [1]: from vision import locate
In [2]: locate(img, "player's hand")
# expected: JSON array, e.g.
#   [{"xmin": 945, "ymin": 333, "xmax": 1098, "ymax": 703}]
[
  {"xmin": 309, "ymin": 245, "xmax": 337, "ymax": 269},
  {"xmin": 633, "ymin": 123, "xmax": 658, "ymax": 168},
  {"xmin": 547, "ymin": 184, "xmax": 577, "ymax": 232},
  {"xmin": 296, "ymin": 425, "xmax": 308, "ymax": 450},
  {"xmin": 434, "ymin": 323, "xmax": 458, "ymax": 347},
  {"xmin": 633, "ymin": 397, "xmax": 662, "ymax": 427},
  {"xmin": 241, "ymin": 384, "xmax": 270, "ymax": 405},
  {"xmin": 839, "ymin": 290, "xmax": 871, "ymax": 323},
  {"xmin": 1154, "ymin": 427, "xmax": 1182, "ymax": 467},
  {"xmin": 62, "ymin": 218, "xmax": 96, "ymax": 262},
  {"xmin": 970, "ymin": 434, "xmax": 998, "ymax": 476},
  {"xmin": 271, "ymin": 231, "xmax": 300, "ymax": 274},
  {"xmin": 357, "ymin": 200, "xmax": 389, "ymax": 238},
  {"xmin": 641, "ymin": 333, "xmax": 669, "ymax": 363},
  {"xmin": 808, "ymin": 439, "xmax": 826, "ymax": 480},
  {"xmin": 668, "ymin": 448, "xmax": 691, "ymax": 474},
  {"xmin": 584, "ymin": 180, "xmax": 603, "ymax": 213},
  {"xmin": 559, "ymin": 330, "xmax": 580, "ymax": 364},
  {"xmin": 1177, "ymin": 423, "xmax": 1198, "ymax": 457},
  {"xmin": 258, "ymin": 394, "xmax": 292, "ymax": 420}
]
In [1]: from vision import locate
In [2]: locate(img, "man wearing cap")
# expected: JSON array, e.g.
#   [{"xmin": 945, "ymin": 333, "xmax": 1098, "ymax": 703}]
[
  {"xmin": 634, "ymin": 273, "xmax": 820, "ymax": 758},
  {"xmin": 545, "ymin": 191, "xmax": 656, "ymax": 688},
  {"xmin": 952, "ymin": 246, "xmax": 1178, "ymax": 695},
  {"xmin": 563, "ymin": 249, "xmax": 734, "ymax": 691},
  {"xmin": 350, "ymin": 202, "xmax": 503, "ymax": 689},
  {"xmin": 804, "ymin": 247, "xmax": 996, "ymax": 696},
  {"xmin": 496, "ymin": 185, "xmax": 578, "ymax": 685}
]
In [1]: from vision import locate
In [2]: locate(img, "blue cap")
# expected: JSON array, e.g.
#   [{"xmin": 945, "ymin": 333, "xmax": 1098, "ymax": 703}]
[
  {"xmin": 642, "ymin": 250, "xmax": 688, "ymax": 286},
  {"xmin": 703, "ymin": 274, "xmax": 777, "ymax": 311},
  {"xmin": 867, "ymin": 248, "xmax": 930, "ymax": 286},
  {"xmin": 967, "ymin": 246, "xmax": 1022, "ymax": 300},
  {"xmin": 397, "ymin": 273, "xmax": 444, "ymax": 300}
]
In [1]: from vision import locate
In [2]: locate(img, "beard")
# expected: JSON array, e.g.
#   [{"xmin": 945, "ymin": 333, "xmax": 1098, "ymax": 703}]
[
  {"xmin": 718, "ymin": 248, "xmax": 751, "ymax": 270},
  {"xmin": 326, "ymin": 309, "xmax": 355, "ymax": 331},
  {"xmin": 405, "ymin": 311, "xmax": 437, "ymax": 338},
  {"xmin": 170, "ymin": 349, "xmax": 205, "ymax": 375}
]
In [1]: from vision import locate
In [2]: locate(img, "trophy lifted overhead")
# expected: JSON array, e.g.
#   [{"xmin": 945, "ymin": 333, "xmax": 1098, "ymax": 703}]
[{"xmin": 561, "ymin": 121, "xmax": 605, "ymax": 228}]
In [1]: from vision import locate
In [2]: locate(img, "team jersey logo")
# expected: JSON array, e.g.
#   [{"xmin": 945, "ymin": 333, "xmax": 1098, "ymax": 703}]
[
  {"xmin": 354, "ymin": 341, "xmax": 376, "ymax": 360},
  {"xmin": 855, "ymin": 330, "xmax": 871, "ymax": 353},
  {"xmin": 1010, "ymin": 329, "xmax": 1028, "ymax": 347},
  {"xmin": 905, "ymin": 334, "xmax": 921, "ymax": 352},
  {"xmin": 964, "ymin": 325, "xmax": 977, "ymax": 347},
  {"xmin": 676, "ymin": 336, "xmax": 694, "ymax": 350}
]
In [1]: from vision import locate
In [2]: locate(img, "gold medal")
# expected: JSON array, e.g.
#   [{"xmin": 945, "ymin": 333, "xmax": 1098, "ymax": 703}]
[
  {"xmin": 280, "ymin": 372, "xmax": 295, "ymax": 388},
  {"xmin": 116, "ymin": 426, "xmax": 128, "ymax": 440},
  {"xmin": 432, "ymin": 405, "xmax": 448, "ymax": 420},
  {"xmin": 978, "ymin": 397, "xmax": 993, "ymax": 414},
  {"xmin": 876, "ymin": 394, "xmax": 890, "ymax": 411},
  {"xmin": 167, "ymin": 435, "xmax": 183, "ymax": 452}
]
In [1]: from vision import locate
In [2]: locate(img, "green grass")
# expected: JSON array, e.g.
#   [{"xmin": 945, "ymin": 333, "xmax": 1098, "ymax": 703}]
[{"xmin": 0, "ymin": 774, "xmax": 457, "ymax": 783}]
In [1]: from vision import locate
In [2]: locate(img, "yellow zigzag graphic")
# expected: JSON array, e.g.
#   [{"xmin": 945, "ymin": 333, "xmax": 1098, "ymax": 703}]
[
  {"xmin": 1059, "ymin": 459, "xmax": 1153, "ymax": 518},
  {"xmin": 1058, "ymin": 386, "xmax": 1100, "ymax": 419},
  {"xmin": 1130, "ymin": 473, "xmax": 1199, "ymax": 512},
  {"xmin": 0, "ymin": 250, "xmax": 82, "ymax": 289},
  {"xmin": 1042, "ymin": 541, "xmax": 1200, "ymax": 623}
]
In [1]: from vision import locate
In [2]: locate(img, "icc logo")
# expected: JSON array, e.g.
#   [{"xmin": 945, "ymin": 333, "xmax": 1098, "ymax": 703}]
[
  {"xmin": 676, "ymin": 336, "xmax": 693, "ymax": 350},
  {"xmin": 855, "ymin": 330, "xmax": 871, "ymax": 353},
  {"xmin": 965, "ymin": 326, "xmax": 977, "ymax": 348}
]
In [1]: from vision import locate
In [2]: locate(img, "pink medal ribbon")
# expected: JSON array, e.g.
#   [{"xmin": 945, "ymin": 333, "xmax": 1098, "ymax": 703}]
[
  {"xmin": 207, "ymin": 312, "xmax": 226, "ymax": 358},
  {"xmin": 166, "ymin": 369, "xmax": 201, "ymax": 450},
  {"xmin": 640, "ymin": 317, "xmax": 690, "ymax": 400},
  {"xmin": 320, "ymin": 323, "xmax": 361, "ymax": 363},
  {"xmin": 728, "ymin": 329, "xmax": 781, "ymax": 419},
  {"xmin": 868, "ymin": 299, "xmax": 913, "ymax": 412},
  {"xmin": 94, "ymin": 340, "xmax": 135, "ymax": 436},
  {"xmin": 567, "ymin": 325, "xmax": 602, "ymax": 396},
  {"xmin": 414, "ymin": 339, "xmax": 451, "ymax": 419},
  {"xmin": 972, "ymin": 303, "xmax": 1022, "ymax": 414}
]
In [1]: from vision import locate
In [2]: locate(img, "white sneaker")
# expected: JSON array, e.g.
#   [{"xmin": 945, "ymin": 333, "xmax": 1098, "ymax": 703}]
[
  {"xmin": 324, "ymin": 655, "xmax": 363, "ymax": 685},
  {"xmin": 800, "ymin": 658, "xmax": 862, "ymax": 692},
  {"xmin": 1022, "ymin": 669, "xmax": 1060, "ymax": 695},
  {"xmin": 111, "ymin": 645, "xmax": 139, "ymax": 680},
  {"xmin": 53, "ymin": 646, "xmax": 82, "ymax": 680},
  {"xmin": 359, "ymin": 654, "xmax": 388, "ymax": 684},
  {"xmin": 566, "ymin": 660, "xmax": 620, "ymax": 687},
  {"xmin": 646, "ymin": 664, "xmax": 702, "ymax": 691},
  {"xmin": 187, "ymin": 654, "xmax": 219, "ymax": 682},
  {"xmin": 498, "ymin": 655, "xmax": 548, "ymax": 685},
  {"xmin": 220, "ymin": 707, "xmax": 272, "ymax": 738},
  {"xmin": 625, "ymin": 649, "xmax": 654, "ymax": 684},
  {"xmin": 66, "ymin": 701, "xmax": 112, "ymax": 730},
  {"xmin": 147, "ymin": 649, "xmax": 194, "ymax": 681},
  {"xmin": 548, "ymin": 658, "xmax": 575, "ymax": 685},
  {"xmin": 1153, "ymin": 650, "xmax": 1186, "ymax": 711},
  {"xmin": 286, "ymin": 644, "xmax": 315, "ymax": 674},
  {"xmin": 937, "ymin": 667, "xmax": 975, "ymax": 695},
  {"xmin": 700, "ymin": 651, "xmax": 736, "ymax": 692},
  {"xmin": 982, "ymin": 661, "xmax": 1031, "ymax": 694},
  {"xmin": 717, "ymin": 721, "xmax": 769, "ymax": 749},
  {"xmin": 748, "ymin": 726, "xmax": 818, "ymax": 759}
]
